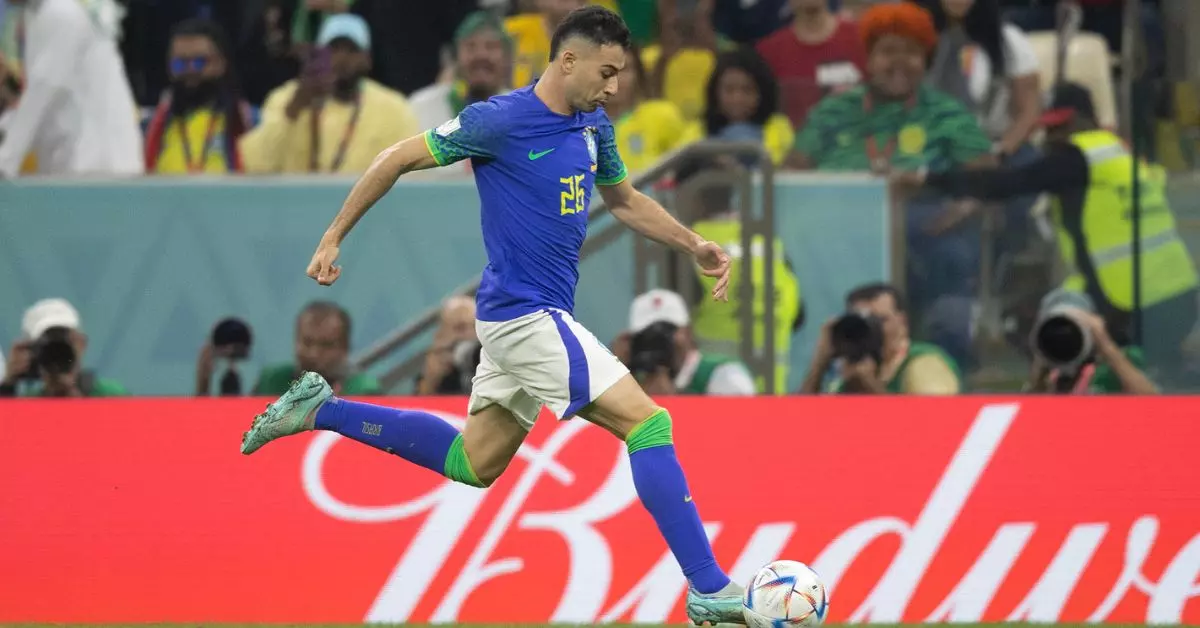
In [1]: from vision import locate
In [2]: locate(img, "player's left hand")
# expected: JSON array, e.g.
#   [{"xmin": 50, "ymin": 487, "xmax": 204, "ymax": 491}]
[{"xmin": 693, "ymin": 239, "xmax": 731, "ymax": 302}]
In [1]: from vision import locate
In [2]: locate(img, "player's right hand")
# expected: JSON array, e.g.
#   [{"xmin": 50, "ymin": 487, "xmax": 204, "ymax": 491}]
[{"xmin": 306, "ymin": 241, "xmax": 342, "ymax": 286}]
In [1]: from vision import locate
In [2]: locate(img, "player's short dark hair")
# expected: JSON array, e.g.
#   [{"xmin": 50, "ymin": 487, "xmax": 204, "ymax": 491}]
[
  {"xmin": 298, "ymin": 300, "xmax": 352, "ymax": 346},
  {"xmin": 549, "ymin": 6, "xmax": 631, "ymax": 61},
  {"xmin": 846, "ymin": 283, "xmax": 907, "ymax": 313}
]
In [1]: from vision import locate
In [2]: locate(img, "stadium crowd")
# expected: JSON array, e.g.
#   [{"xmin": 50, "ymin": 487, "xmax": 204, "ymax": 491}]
[{"xmin": 0, "ymin": 0, "xmax": 1191, "ymax": 397}]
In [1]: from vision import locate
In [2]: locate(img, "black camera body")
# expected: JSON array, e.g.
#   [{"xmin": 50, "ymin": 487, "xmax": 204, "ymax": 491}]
[
  {"xmin": 212, "ymin": 318, "xmax": 253, "ymax": 359},
  {"xmin": 831, "ymin": 310, "xmax": 884, "ymax": 365},
  {"xmin": 629, "ymin": 321, "xmax": 678, "ymax": 378},
  {"xmin": 32, "ymin": 326, "xmax": 77, "ymax": 376},
  {"xmin": 212, "ymin": 318, "xmax": 253, "ymax": 396}
]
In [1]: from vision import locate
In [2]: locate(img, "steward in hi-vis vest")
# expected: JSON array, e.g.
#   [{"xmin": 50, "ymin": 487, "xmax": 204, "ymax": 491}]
[
  {"xmin": 675, "ymin": 158, "xmax": 805, "ymax": 394},
  {"xmin": 910, "ymin": 82, "xmax": 1198, "ymax": 374}
]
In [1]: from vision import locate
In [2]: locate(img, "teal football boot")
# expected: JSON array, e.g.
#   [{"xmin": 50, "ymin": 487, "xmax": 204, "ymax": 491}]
[{"xmin": 240, "ymin": 371, "xmax": 332, "ymax": 455}]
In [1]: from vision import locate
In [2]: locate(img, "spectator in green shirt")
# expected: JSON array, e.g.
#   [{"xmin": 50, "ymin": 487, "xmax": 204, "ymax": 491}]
[
  {"xmin": 790, "ymin": 2, "xmax": 993, "ymax": 173},
  {"xmin": 254, "ymin": 301, "xmax": 381, "ymax": 396},
  {"xmin": 789, "ymin": 2, "xmax": 997, "ymax": 372}
]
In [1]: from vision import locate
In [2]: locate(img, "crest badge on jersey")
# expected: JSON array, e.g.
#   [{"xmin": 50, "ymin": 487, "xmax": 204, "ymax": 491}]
[
  {"xmin": 584, "ymin": 127, "xmax": 598, "ymax": 165},
  {"xmin": 436, "ymin": 116, "xmax": 461, "ymax": 137}
]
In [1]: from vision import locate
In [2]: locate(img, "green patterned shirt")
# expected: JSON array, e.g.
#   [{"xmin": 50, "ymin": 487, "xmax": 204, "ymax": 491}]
[{"xmin": 796, "ymin": 85, "xmax": 991, "ymax": 172}]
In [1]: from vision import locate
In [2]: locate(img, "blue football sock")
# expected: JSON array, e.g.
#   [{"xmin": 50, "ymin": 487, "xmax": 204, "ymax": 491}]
[
  {"xmin": 627, "ymin": 410, "xmax": 731, "ymax": 595},
  {"xmin": 314, "ymin": 398, "xmax": 481, "ymax": 485}
]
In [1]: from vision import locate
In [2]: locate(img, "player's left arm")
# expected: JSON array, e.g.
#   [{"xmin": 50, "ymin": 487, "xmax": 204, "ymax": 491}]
[
  {"xmin": 599, "ymin": 179, "xmax": 731, "ymax": 299},
  {"xmin": 595, "ymin": 124, "xmax": 732, "ymax": 299},
  {"xmin": 600, "ymin": 178, "xmax": 699, "ymax": 253}
]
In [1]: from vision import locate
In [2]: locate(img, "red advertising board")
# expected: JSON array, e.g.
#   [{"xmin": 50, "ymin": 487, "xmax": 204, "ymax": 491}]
[{"xmin": 0, "ymin": 397, "xmax": 1198, "ymax": 624}]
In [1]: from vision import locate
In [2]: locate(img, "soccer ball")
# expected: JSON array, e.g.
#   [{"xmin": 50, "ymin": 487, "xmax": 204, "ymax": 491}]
[{"xmin": 742, "ymin": 560, "xmax": 828, "ymax": 627}]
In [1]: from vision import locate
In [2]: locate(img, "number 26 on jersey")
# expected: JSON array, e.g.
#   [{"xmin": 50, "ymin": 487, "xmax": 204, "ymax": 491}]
[{"xmin": 560, "ymin": 174, "xmax": 585, "ymax": 216}]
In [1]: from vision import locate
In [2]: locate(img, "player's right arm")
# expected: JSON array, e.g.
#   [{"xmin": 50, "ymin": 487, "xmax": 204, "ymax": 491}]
[{"xmin": 308, "ymin": 102, "xmax": 508, "ymax": 285}]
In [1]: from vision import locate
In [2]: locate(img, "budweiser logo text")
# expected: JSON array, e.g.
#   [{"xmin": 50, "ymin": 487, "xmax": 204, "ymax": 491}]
[{"xmin": 1, "ymin": 397, "xmax": 1196, "ymax": 623}]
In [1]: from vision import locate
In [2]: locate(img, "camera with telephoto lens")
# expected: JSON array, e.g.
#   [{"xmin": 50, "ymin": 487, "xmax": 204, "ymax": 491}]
[
  {"xmin": 33, "ymin": 326, "xmax": 77, "ymax": 376},
  {"xmin": 830, "ymin": 310, "xmax": 884, "ymax": 365},
  {"xmin": 629, "ymin": 322, "xmax": 678, "ymax": 378},
  {"xmin": 1031, "ymin": 291, "xmax": 1096, "ymax": 374},
  {"xmin": 1032, "ymin": 308, "xmax": 1094, "ymax": 373}
]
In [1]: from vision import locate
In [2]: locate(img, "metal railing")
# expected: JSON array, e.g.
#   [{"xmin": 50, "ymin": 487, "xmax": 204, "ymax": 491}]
[{"xmin": 349, "ymin": 141, "xmax": 777, "ymax": 392}]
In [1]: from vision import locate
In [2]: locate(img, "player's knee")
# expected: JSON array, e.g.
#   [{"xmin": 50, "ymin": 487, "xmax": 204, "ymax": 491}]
[
  {"xmin": 463, "ymin": 442, "xmax": 512, "ymax": 488},
  {"xmin": 590, "ymin": 374, "xmax": 662, "ymax": 439},
  {"xmin": 472, "ymin": 458, "xmax": 507, "ymax": 488}
]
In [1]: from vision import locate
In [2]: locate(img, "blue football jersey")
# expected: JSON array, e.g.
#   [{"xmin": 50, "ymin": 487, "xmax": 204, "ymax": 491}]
[{"xmin": 423, "ymin": 86, "xmax": 628, "ymax": 322}]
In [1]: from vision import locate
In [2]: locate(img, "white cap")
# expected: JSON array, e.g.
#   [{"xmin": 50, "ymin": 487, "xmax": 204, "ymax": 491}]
[
  {"xmin": 22, "ymin": 298, "xmax": 82, "ymax": 340},
  {"xmin": 629, "ymin": 289, "xmax": 690, "ymax": 333},
  {"xmin": 317, "ymin": 14, "xmax": 372, "ymax": 50}
]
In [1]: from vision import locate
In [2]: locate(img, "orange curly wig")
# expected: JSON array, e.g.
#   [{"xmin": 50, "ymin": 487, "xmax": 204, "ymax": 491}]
[{"xmin": 859, "ymin": 2, "xmax": 939, "ymax": 54}]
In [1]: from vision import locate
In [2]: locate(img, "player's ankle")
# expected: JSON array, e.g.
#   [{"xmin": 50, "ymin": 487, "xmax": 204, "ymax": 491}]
[
  {"xmin": 690, "ymin": 570, "xmax": 732, "ymax": 595},
  {"xmin": 303, "ymin": 401, "xmax": 327, "ymax": 431}
]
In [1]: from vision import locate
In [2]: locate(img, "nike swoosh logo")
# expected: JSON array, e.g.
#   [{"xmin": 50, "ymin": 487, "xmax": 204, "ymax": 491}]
[
  {"xmin": 528, "ymin": 148, "xmax": 555, "ymax": 160},
  {"xmin": 683, "ymin": 495, "xmax": 693, "ymax": 503}
]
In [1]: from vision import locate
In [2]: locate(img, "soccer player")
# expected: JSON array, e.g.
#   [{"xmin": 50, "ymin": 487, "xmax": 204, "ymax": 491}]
[{"xmin": 240, "ymin": 7, "xmax": 745, "ymax": 623}]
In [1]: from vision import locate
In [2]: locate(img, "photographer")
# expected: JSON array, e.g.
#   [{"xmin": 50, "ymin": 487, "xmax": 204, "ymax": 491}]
[
  {"xmin": 1026, "ymin": 290, "xmax": 1158, "ymax": 394},
  {"xmin": 618, "ymin": 289, "xmax": 757, "ymax": 396},
  {"xmin": 800, "ymin": 283, "xmax": 961, "ymax": 395},
  {"xmin": 254, "ymin": 301, "xmax": 381, "ymax": 396},
  {"xmin": 0, "ymin": 299, "xmax": 128, "ymax": 397},
  {"xmin": 196, "ymin": 317, "xmax": 254, "ymax": 396},
  {"xmin": 415, "ymin": 296, "xmax": 481, "ymax": 395}
]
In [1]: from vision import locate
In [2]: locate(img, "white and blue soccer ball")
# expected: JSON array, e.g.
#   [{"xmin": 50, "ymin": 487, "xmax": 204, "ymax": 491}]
[{"xmin": 742, "ymin": 560, "xmax": 829, "ymax": 628}]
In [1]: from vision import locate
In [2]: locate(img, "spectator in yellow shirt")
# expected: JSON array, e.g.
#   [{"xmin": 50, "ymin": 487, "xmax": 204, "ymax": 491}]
[
  {"xmin": 144, "ymin": 19, "xmax": 251, "ymax": 174},
  {"xmin": 605, "ymin": 47, "xmax": 686, "ymax": 174},
  {"xmin": 680, "ymin": 47, "xmax": 795, "ymax": 165},
  {"xmin": 240, "ymin": 14, "xmax": 419, "ymax": 174}
]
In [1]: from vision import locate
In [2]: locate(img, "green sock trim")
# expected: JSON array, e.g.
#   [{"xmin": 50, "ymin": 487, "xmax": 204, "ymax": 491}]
[
  {"xmin": 443, "ymin": 433, "xmax": 485, "ymax": 487},
  {"xmin": 626, "ymin": 408, "xmax": 674, "ymax": 455}
]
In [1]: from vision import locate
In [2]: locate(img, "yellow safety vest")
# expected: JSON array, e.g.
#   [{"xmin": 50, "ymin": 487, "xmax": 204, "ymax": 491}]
[
  {"xmin": 1054, "ymin": 130, "xmax": 1198, "ymax": 310},
  {"xmin": 691, "ymin": 219, "xmax": 801, "ymax": 394}
]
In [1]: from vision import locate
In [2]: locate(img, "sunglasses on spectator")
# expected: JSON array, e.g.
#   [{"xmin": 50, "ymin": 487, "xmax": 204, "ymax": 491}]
[{"xmin": 171, "ymin": 56, "xmax": 210, "ymax": 74}]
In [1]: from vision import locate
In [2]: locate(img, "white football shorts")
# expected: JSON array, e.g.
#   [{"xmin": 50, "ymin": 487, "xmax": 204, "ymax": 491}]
[{"xmin": 468, "ymin": 308, "xmax": 629, "ymax": 430}]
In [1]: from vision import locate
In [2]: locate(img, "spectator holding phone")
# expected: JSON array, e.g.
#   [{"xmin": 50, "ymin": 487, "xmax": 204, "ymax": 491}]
[{"xmin": 240, "ymin": 14, "xmax": 419, "ymax": 174}]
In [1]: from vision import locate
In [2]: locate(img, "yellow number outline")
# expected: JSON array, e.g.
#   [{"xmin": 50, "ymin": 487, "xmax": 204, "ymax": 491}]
[{"xmin": 560, "ymin": 174, "xmax": 586, "ymax": 215}]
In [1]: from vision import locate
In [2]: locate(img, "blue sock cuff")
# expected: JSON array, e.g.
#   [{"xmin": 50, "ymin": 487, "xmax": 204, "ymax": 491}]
[{"xmin": 314, "ymin": 397, "xmax": 344, "ymax": 431}]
